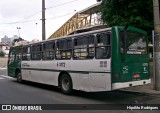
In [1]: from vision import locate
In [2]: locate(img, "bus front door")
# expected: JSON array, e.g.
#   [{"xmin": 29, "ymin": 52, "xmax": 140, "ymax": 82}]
[{"xmin": 8, "ymin": 51, "xmax": 17, "ymax": 77}]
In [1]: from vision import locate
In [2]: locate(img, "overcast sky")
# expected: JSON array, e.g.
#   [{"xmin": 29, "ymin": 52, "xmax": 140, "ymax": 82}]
[{"xmin": 0, "ymin": 0, "xmax": 98, "ymax": 41}]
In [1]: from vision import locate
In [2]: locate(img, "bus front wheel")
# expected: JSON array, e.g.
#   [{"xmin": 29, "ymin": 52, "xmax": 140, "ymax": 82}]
[
  {"xmin": 16, "ymin": 72, "xmax": 22, "ymax": 83},
  {"xmin": 59, "ymin": 74, "xmax": 72, "ymax": 95}
]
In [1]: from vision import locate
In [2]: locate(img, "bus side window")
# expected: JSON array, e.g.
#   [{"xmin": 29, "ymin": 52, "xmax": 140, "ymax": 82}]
[
  {"xmin": 56, "ymin": 41, "xmax": 61, "ymax": 59},
  {"xmin": 73, "ymin": 38, "xmax": 87, "ymax": 59},
  {"xmin": 42, "ymin": 41, "xmax": 55, "ymax": 60},
  {"xmin": 31, "ymin": 44, "xmax": 42, "ymax": 60},
  {"xmin": 88, "ymin": 36, "xmax": 95, "ymax": 58},
  {"xmin": 96, "ymin": 33, "xmax": 111, "ymax": 59},
  {"xmin": 16, "ymin": 55, "xmax": 20, "ymax": 61},
  {"xmin": 22, "ymin": 46, "xmax": 31, "ymax": 61},
  {"xmin": 56, "ymin": 39, "xmax": 72, "ymax": 60},
  {"xmin": 16, "ymin": 47, "xmax": 22, "ymax": 61},
  {"xmin": 9, "ymin": 52, "xmax": 15, "ymax": 64},
  {"xmin": 73, "ymin": 35, "xmax": 94, "ymax": 60},
  {"xmin": 119, "ymin": 31, "xmax": 125, "ymax": 54}
]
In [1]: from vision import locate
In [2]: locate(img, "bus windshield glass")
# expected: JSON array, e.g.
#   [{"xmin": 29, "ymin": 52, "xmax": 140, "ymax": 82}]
[{"xmin": 120, "ymin": 31, "xmax": 147, "ymax": 54}]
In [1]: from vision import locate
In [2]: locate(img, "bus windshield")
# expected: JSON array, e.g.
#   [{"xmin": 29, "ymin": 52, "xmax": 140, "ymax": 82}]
[{"xmin": 120, "ymin": 31, "xmax": 147, "ymax": 54}]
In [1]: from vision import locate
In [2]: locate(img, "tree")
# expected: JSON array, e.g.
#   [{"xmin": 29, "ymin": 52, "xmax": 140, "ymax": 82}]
[
  {"xmin": 12, "ymin": 37, "xmax": 24, "ymax": 45},
  {"xmin": 101, "ymin": 0, "xmax": 153, "ymax": 42},
  {"xmin": 0, "ymin": 51, "xmax": 5, "ymax": 57},
  {"xmin": 13, "ymin": 37, "xmax": 23, "ymax": 43}
]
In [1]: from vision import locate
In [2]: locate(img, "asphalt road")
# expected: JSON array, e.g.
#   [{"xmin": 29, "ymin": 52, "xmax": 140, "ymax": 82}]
[{"xmin": 0, "ymin": 75, "xmax": 160, "ymax": 113}]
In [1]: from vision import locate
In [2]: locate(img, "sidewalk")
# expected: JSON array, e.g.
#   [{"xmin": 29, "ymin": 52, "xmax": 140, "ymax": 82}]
[
  {"xmin": 0, "ymin": 68, "xmax": 7, "ymax": 76},
  {"xmin": 0, "ymin": 57, "xmax": 8, "ymax": 68},
  {"xmin": 122, "ymin": 82, "xmax": 160, "ymax": 96}
]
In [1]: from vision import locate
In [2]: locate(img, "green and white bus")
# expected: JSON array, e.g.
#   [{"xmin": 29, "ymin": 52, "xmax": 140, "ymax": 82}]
[{"xmin": 8, "ymin": 26, "xmax": 150, "ymax": 94}]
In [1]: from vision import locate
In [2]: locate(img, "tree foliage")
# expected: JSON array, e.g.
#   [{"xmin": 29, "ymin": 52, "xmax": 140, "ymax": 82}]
[
  {"xmin": 13, "ymin": 37, "xmax": 23, "ymax": 43},
  {"xmin": 0, "ymin": 51, "xmax": 5, "ymax": 57},
  {"xmin": 12, "ymin": 37, "xmax": 24, "ymax": 45},
  {"xmin": 101, "ymin": 0, "xmax": 153, "ymax": 42}
]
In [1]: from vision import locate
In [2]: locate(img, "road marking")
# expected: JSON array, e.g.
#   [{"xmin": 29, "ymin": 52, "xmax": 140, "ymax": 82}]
[
  {"xmin": 0, "ymin": 68, "xmax": 7, "ymax": 70},
  {"xmin": 0, "ymin": 77, "xmax": 4, "ymax": 79},
  {"xmin": 0, "ymin": 75, "xmax": 14, "ymax": 79}
]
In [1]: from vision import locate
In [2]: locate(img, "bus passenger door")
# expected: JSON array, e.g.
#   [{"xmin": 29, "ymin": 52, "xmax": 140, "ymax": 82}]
[{"xmin": 8, "ymin": 51, "xmax": 16, "ymax": 77}]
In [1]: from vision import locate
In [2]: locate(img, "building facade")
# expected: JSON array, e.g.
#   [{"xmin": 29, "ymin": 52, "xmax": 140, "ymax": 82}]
[
  {"xmin": 0, "ymin": 43, "xmax": 11, "ymax": 57},
  {"xmin": 1, "ymin": 35, "xmax": 19, "ymax": 43},
  {"xmin": 1, "ymin": 35, "xmax": 12, "ymax": 43}
]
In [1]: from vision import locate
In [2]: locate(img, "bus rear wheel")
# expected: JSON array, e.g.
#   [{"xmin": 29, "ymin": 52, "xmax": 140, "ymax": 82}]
[
  {"xmin": 59, "ymin": 74, "xmax": 72, "ymax": 95},
  {"xmin": 16, "ymin": 72, "xmax": 22, "ymax": 83}
]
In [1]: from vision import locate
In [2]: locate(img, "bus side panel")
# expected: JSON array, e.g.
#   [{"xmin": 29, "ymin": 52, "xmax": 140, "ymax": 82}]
[
  {"xmin": 111, "ymin": 27, "xmax": 121, "ymax": 83},
  {"xmin": 69, "ymin": 60, "xmax": 91, "ymax": 91},
  {"xmin": 21, "ymin": 60, "xmax": 59, "ymax": 86},
  {"xmin": 90, "ymin": 59, "xmax": 111, "ymax": 91},
  {"xmin": 70, "ymin": 59, "xmax": 111, "ymax": 92}
]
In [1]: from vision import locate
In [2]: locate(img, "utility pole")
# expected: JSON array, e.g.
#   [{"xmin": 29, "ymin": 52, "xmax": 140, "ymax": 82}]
[
  {"xmin": 17, "ymin": 27, "xmax": 21, "ymax": 38},
  {"xmin": 153, "ymin": 0, "xmax": 160, "ymax": 90},
  {"xmin": 42, "ymin": 0, "xmax": 46, "ymax": 40}
]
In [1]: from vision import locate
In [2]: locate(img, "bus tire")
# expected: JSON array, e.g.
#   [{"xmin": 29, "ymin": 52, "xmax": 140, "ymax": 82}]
[
  {"xmin": 59, "ymin": 74, "xmax": 72, "ymax": 95},
  {"xmin": 16, "ymin": 72, "xmax": 22, "ymax": 83}
]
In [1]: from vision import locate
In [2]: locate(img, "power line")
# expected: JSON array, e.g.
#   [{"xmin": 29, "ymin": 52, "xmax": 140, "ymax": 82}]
[
  {"xmin": 0, "ymin": 11, "xmax": 75, "ymax": 25},
  {"xmin": 18, "ymin": 11, "xmax": 41, "ymax": 22},
  {"xmin": 0, "ymin": 0, "xmax": 80, "ymax": 25},
  {"xmin": 47, "ymin": 0, "xmax": 60, "ymax": 4},
  {"xmin": 0, "ymin": 19, "xmax": 39, "ymax": 25},
  {"xmin": 20, "ymin": 0, "xmax": 79, "ymax": 21},
  {"xmin": 46, "ymin": 0, "xmax": 79, "ymax": 10},
  {"xmin": 47, "ymin": 12, "xmax": 76, "ymax": 20}
]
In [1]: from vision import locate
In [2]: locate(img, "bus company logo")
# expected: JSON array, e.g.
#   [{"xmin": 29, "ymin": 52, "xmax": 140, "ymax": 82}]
[
  {"xmin": 142, "ymin": 63, "xmax": 148, "ymax": 67},
  {"xmin": 2, "ymin": 105, "xmax": 11, "ymax": 110},
  {"xmin": 122, "ymin": 66, "xmax": 128, "ymax": 74},
  {"xmin": 22, "ymin": 63, "xmax": 30, "ymax": 67}
]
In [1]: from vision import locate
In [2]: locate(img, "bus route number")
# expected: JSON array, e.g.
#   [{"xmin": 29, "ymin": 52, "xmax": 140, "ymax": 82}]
[{"xmin": 58, "ymin": 62, "xmax": 65, "ymax": 67}]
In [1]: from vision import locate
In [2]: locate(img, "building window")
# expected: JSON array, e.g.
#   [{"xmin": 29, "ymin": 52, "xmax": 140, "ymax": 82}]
[{"xmin": 5, "ymin": 47, "xmax": 8, "ymax": 50}]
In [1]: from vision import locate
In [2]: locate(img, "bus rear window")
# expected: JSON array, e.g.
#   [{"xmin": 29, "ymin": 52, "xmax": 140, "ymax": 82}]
[{"xmin": 120, "ymin": 31, "xmax": 147, "ymax": 54}]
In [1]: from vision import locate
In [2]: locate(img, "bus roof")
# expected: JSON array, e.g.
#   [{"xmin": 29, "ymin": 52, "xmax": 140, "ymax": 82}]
[
  {"xmin": 20, "ymin": 27, "xmax": 112, "ymax": 46},
  {"xmin": 12, "ymin": 26, "xmax": 146, "ymax": 47}
]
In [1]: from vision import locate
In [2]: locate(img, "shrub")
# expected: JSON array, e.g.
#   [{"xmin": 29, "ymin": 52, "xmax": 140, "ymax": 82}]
[{"xmin": 0, "ymin": 51, "xmax": 5, "ymax": 57}]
